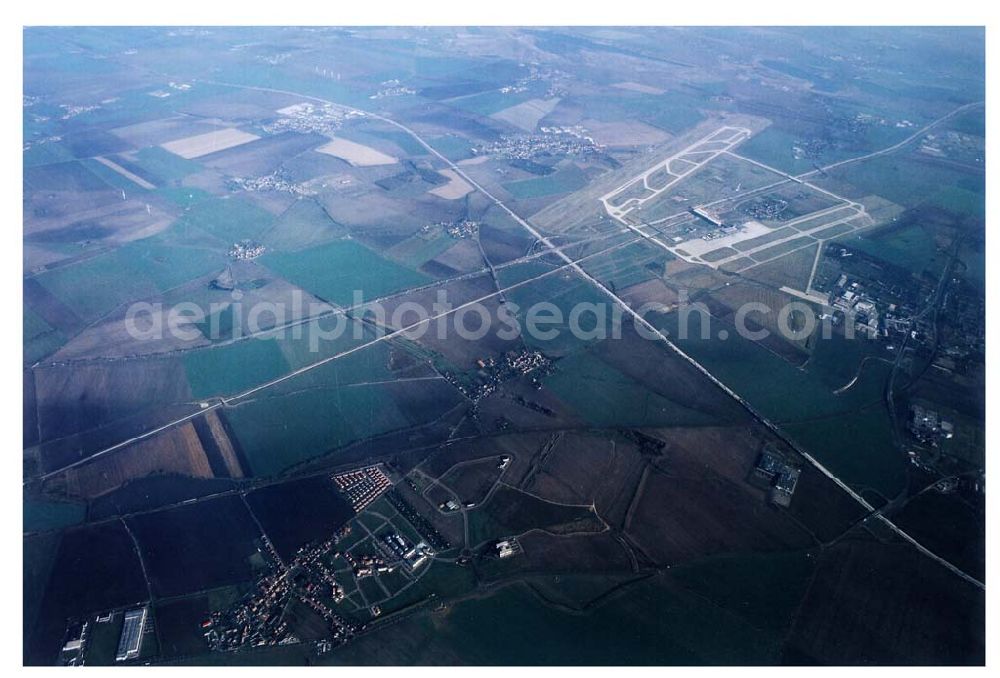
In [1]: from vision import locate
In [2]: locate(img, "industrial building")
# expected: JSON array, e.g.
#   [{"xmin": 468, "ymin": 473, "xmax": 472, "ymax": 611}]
[
  {"xmin": 754, "ymin": 449, "xmax": 801, "ymax": 507},
  {"xmin": 115, "ymin": 607, "xmax": 147, "ymax": 662}
]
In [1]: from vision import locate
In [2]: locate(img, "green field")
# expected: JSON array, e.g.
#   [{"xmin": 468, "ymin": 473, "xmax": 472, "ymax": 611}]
[
  {"xmin": 503, "ymin": 164, "xmax": 588, "ymax": 199},
  {"xmin": 23, "ymin": 498, "xmax": 86, "ymax": 532},
  {"xmin": 262, "ymin": 199, "xmax": 348, "ymax": 252},
  {"xmin": 579, "ymin": 239, "xmax": 669, "ymax": 291},
  {"xmin": 23, "ymin": 140, "xmax": 75, "ymax": 168},
  {"xmin": 740, "ymin": 107, "xmax": 913, "ymax": 175},
  {"xmin": 131, "ymin": 146, "xmax": 203, "ymax": 183},
  {"xmin": 670, "ymin": 549, "xmax": 816, "ymax": 633},
  {"xmin": 427, "ymin": 134, "xmax": 476, "ymax": 162},
  {"xmin": 568, "ymin": 92, "xmax": 705, "ymax": 134},
  {"xmin": 224, "ymin": 340, "xmax": 455, "ymax": 477},
  {"xmin": 81, "ymin": 157, "xmax": 154, "ymax": 194},
  {"xmin": 181, "ymin": 196, "xmax": 276, "ymax": 242},
  {"xmin": 325, "ymin": 574, "xmax": 782, "ymax": 665},
  {"xmin": 654, "ymin": 310, "xmax": 904, "ymax": 498},
  {"xmin": 34, "ymin": 236, "xmax": 226, "ymax": 322},
  {"xmin": 823, "ymin": 154, "xmax": 985, "ymax": 218},
  {"xmin": 154, "ymin": 186, "xmax": 214, "ymax": 208},
  {"xmin": 544, "ymin": 349, "xmax": 726, "ymax": 428},
  {"xmin": 226, "ymin": 386, "xmax": 404, "ymax": 477},
  {"xmin": 495, "ymin": 259, "xmax": 559, "ymax": 288},
  {"xmin": 504, "ymin": 269, "xmax": 612, "ymax": 355},
  {"xmin": 948, "ymin": 109, "xmax": 985, "ymax": 137},
  {"xmin": 337, "ymin": 127, "xmax": 426, "ymax": 159},
  {"xmin": 23, "ymin": 307, "xmax": 53, "ymax": 342},
  {"xmin": 183, "ymin": 337, "xmax": 291, "ymax": 400},
  {"xmin": 386, "ymin": 229, "xmax": 457, "ymax": 268},
  {"xmin": 184, "ymin": 316, "xmax": 405, "ymax": 400},
  {"xmin": 260, "ymin": 239, "xmax": 431, "ymax": 306},
  {"xmin": 448, "ymin": 84, "xmax": 546, "ymax": 116},
  {"xmin": 23, "ymin": 307, "xmax": 66, "ymax": 364},
  {"xmin": 374, "ymin": 560, "xmax": 477, "ymax": 616},
  {"xmin": 838, "ymin": 220, "xmax": 948, "ymax": 276},
  {"xmin": 466, "ymin": 485, "xmax": 596, "ymax": 546}
]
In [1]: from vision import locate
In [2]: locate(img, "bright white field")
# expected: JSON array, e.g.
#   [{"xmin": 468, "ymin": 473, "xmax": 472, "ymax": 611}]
[
  {"xmin": 429, "ymin": 169, "xmax": 474, "ymax": 199},
  {"xmin": 160, "ymin": 127, "xmax": 260, "ymax": 159},
  {"xmin": 315, "ymin": 137, "xmax": 397, "ymax": 166}
]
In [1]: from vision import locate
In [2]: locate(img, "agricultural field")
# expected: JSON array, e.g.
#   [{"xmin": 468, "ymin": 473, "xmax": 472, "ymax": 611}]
[
  {"xmin": 30, "ymin": 233, "xmax": 226, "ymax": 323},
  {"xmin": 544, "ymin": 348, "xmax": 728, "ymax": 429},
  {"xmin": 221, "ymin": 343, "xmax": 464, "ymax": 477},
  {"xmin": 428, "ymin": 169, "xmax": 474, "ymax": 200},
  {"xmin": 245, "ymin": 476, "xmax": 356, "ymax": 560},
  {"xmin": 260, "ymin": 239, "xmax": 430, "ymax": 306},
  {"xmin": 23, "ymin": 26, "xmax": 984, "ymax": 667},
  {"xmin": 128, "ymin": 495, "xmax": 264, "ymax": 598},
  {"xmin": 503, "ymin": 163, "xmax": 588, "ymax": 200},
  {"xmin": 316, "ymin": 137, "xmax": 398, "ymax": 166},
  {"xmin": 161, "ymin": 128, "xmax": 261, "ymax": 159},
  {"xmin": 651, "ymin": 308, "xmax": 905, "ymax": 498}
]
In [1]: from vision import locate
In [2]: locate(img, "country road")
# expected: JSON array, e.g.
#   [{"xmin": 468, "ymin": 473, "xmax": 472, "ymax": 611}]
[{"xmin": 799, "ymin": 100, "xmax": 984, "ymax": 179}]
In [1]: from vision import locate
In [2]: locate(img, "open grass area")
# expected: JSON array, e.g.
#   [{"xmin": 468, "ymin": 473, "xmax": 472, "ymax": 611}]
[
  {"xmin": 262, "ymin": 198, "xmax": 348, "ymax": 252},
  {"xmin": 577, "ymin": 239, "xmax": 667, "ymax": 291},
  {"xmin": 226, "ymin": 385, "xmax": 403, "ymax": 477},
  {"xmin": 448, "ymin": 85, "xmax": 547, "ymax": 117},
  {"xmin": 567, "ymin": 92, "xmax": 705, "ymax": 134},
  {"xmin": 386, "ymin": 229, "xmax": 458, "ymax": 269},
  {"xmin": 503, "ymin": 270, "xmax": 612, "ymax": 356},
  {"xmin": 81, "ymin": 157, "xmax": 154, "ymax": 193},
  {"xmin": 837, "ymin": 220, "xmax": 947, "ymax": 277},
  {"xmin": 467, "ymin": 485, "xmax": 597, "ymax": 546},
  {"xmin": 23, "ymin": 307, "xmax": 66, "ymax": 364},
  {"xmin": 670, "ymin": 549, "xmax": 816, "ymax": 634},
  {"xmin": 426, "ymin": 134, "xmax": 477, "ymax": 162}
]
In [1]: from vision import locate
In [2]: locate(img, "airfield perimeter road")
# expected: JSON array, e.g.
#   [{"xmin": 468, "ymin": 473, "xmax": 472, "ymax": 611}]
[{"xmin": 38, "ymin": 82, "xmax": 986, "ymax": 591}]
